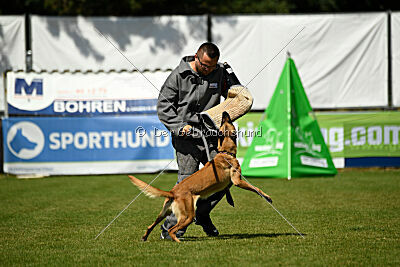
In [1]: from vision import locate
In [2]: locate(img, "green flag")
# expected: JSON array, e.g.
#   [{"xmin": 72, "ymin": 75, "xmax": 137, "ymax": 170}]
[{"xmin": 241, "ymin": 57, "xmax": 337, "ymax": 178}]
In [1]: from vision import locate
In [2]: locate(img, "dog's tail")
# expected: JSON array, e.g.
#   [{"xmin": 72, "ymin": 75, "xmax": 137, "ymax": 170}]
[{"xmin": 128, "ymin": 175, "xmax": 173, "ymax": 199}]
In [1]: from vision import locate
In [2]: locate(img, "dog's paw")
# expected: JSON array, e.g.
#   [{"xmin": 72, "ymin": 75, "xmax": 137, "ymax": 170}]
[{"xmin": 263, "ymin": 194, "xmax": 272, "ymax": 203}]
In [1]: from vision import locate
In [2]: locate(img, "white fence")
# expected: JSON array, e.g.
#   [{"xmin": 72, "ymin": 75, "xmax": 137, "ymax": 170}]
[{"xmin": 1, "ymin": 12, "xmax": 399, "ymax": 111}]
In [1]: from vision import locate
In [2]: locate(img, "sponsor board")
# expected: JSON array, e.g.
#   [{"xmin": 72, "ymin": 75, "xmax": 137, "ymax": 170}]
[
  {"xmin": 2, "ymin": 116, "xmax": 176, "ymax": 175},
  {"xmin": 235, "ymin": 111, "xmax": 400, "ymax": 167},
  {"xmin": 6, "ymin": 72, "xmax": 170, "ymax": 115},
  {"xmin": 316, "ymin": 112, "xmax": 400, "ymax": 158}
]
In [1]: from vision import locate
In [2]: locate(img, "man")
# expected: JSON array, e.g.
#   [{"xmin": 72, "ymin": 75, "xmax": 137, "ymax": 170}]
[{"xmin": 157, "ymin": 42, "xmax": 238, "ymax": 239}]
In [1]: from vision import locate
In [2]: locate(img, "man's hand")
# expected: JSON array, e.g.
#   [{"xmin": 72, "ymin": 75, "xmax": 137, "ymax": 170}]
[{"xmin": 180, "ymin": 125, "xmax": 193, "ymax": 136}]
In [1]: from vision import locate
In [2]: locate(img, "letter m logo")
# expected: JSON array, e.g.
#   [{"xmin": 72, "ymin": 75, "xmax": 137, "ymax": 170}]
[{"xmin": 15, "ymin": 78, "xmax": 43, "ymax": 96}]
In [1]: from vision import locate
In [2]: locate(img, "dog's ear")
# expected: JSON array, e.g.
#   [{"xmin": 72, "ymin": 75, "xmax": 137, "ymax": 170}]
[{"xmin": 221, "ymin": 111, "xmax": 232, "ymax": 126}]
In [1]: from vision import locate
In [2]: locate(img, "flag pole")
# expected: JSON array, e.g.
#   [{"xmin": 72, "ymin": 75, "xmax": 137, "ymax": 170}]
[{"xmin": 286, "ymin": 52, "xmax": 292, "ymax": 180}]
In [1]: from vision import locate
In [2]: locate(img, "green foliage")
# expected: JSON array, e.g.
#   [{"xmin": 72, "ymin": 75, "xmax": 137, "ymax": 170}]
[
  {"xmin": 1, "ymin": 0, "xmax": 399, "ymax": 16},
  {"xmin": 0, "ymin": 169, "xmax": 399, "ymax": 265}
]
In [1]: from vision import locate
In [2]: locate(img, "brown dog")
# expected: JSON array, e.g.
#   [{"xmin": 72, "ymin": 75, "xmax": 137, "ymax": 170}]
[{"xmin": 129, "ymin": 112, "xmax": 272, "ymax": 242}]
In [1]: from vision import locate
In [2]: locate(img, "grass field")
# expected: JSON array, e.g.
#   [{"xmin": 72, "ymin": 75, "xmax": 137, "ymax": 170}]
[{"xmin": 0, "ymin": 169, "xmax": 399, "ymax": 266}]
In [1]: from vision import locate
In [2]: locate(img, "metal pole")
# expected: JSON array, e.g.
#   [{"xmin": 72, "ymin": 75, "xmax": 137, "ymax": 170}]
[
  {"xmin": 387, "ymin": 10, "xmax": 393, "ymax": 109},
  {"xmin": 207, "ymin": 14, "xmax": 212, "ymax": 43},
  {"xmin": 25, "ymin": 13, "xmax": 32, "ymax": 72}
]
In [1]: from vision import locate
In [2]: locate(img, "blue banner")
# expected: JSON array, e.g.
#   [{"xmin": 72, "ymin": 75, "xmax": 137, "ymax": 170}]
[{"xmin": 2, "ymin": 116, "xmax": 175, "ymax": 175}]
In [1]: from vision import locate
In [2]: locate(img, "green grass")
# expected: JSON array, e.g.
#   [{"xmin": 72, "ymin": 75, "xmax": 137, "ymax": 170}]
[{"xmin": 0, "ymin": 169, "xmax": 399, "ymax": 266}]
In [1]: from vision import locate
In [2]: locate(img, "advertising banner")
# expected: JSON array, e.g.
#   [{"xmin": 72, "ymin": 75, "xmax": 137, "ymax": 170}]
[
  {"xmin": 235, "ymin": 111, "xmax": 400, "ymax": 168},
  {"xmin": 2, "ymin": 115, "xmax": 176, "ymax": 175},
  {"xmin": 316, "ymin": 112, "xmax": 400, "ymax": 167},
  {"xmin": 6, "ymin": 71, "xmax": 170, "ymax": 116},
  {"xmin": 3, "ymin": 112, "xmax": 399, "ymax": 175}
]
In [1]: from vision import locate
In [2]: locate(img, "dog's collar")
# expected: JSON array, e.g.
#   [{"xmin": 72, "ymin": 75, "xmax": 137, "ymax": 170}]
[{"xmin": 218, "ymin": 151, "xmax": 236, "ymax": 157}]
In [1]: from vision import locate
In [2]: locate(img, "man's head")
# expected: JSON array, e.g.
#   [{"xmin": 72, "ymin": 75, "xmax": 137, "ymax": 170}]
[{"xmin": 195, "ymin": 42, "xmax": 219, "ymax": 76}]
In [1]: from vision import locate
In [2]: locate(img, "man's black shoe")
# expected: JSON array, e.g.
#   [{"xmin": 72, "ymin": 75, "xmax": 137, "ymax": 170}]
[
  {"xmin": 201, "ymin": 223, "xmax": 219, "ymax": 237},
  {"xmin": 195, "ymin": 217, "xmax": 219, "ymax": 237}
]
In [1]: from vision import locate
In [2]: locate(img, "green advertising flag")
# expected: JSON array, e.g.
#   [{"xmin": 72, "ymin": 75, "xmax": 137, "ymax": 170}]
[{"xmin": 241, "ymin": 57, "xmax": 337, "ymax": 178}]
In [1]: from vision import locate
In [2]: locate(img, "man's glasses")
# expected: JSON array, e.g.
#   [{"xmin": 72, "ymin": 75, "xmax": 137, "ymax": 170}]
[{"xmin": 196, "ymin": 54, "xmax": 217, "ymax": 70}]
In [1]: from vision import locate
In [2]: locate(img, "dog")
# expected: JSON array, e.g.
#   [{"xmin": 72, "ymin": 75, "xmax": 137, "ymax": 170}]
[{"xmin": 129, "ymin": 111, "xmax": 272, "ymax": 242}]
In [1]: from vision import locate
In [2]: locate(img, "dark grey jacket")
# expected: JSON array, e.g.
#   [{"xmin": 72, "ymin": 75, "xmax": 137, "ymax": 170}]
[{"xmin": 157, "ymin": 56, "xmax": 233, "ymax": 137}]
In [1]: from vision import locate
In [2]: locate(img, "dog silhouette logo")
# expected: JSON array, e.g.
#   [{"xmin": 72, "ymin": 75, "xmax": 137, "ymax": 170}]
[
  {"xmin": 7, "ymin": 122, "xmax": 45, "ymax": 159},
  {"xmin": 10, "ymin": 128, "xmax": 38, "ymax": 153}
]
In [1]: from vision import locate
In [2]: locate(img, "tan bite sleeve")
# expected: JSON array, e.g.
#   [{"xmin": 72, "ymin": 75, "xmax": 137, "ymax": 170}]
[{"xmin": 200, "ymin": 85, "xmax": 253, "ymax": 129}]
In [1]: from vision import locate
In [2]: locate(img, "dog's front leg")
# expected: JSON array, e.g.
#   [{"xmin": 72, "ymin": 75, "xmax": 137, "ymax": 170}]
[{"xmin": 230, "ymin": 166, "xmax": 272, "ymax": 203}]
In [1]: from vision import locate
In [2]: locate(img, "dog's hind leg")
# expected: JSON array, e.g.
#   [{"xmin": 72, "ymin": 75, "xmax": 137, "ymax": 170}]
[
  {"xmin": 168, "ymin": 196, "xmax": 195, "ymax": 243},
  {"xmin": 141, "ymin": 198, "xmax": 173, "ymax": 241}
]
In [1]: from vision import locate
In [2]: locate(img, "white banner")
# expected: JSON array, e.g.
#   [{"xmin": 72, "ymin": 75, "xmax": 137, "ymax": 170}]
[
  {"xmin": 0, "ymin": 16, "xmax": 26, "ymax": 112},
  {"xmin": 212, "ymin": 13, "xmax": 388, "ymax": 109},
  {"xmin": 5, "ymin": 160, "xmax": 178, "ymax": 176},
  {"xmin": 31, "ymin": 15, "xmax": 207, "ymax": 72},
  {"xmin": 392, "ymin": 12, "xmax": 400, "ymax": 107},
  {"xmin": 6, "ymin": 71, "xmax": 170, "ymax": 115}
]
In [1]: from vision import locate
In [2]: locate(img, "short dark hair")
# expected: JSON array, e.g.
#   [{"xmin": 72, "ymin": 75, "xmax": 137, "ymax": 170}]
[{"xmin": 197, "ymin": 42, "xmax": 220, "ymax": 59}]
